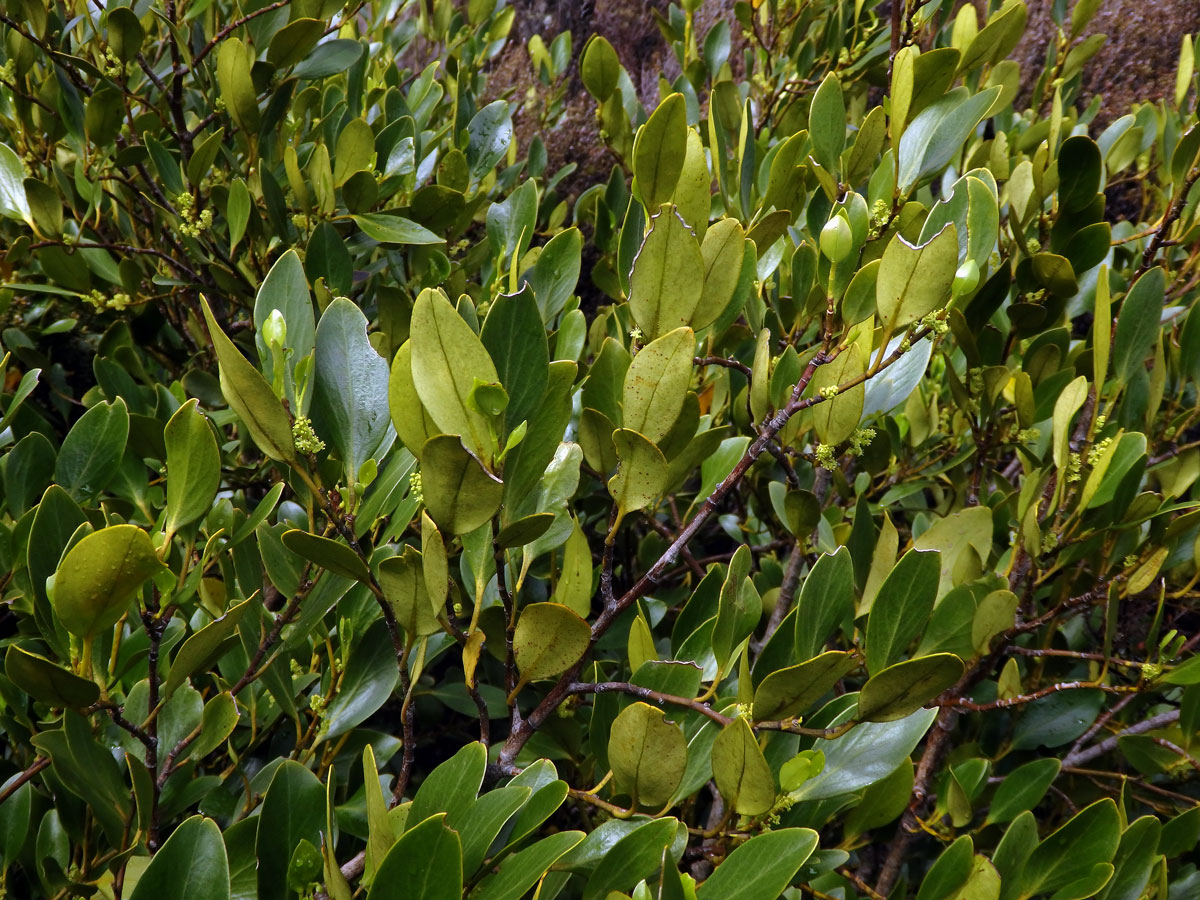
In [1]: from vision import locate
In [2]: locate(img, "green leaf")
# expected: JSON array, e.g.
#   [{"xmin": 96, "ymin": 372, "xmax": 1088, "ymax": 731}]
[
  {"xmin": 292, "ymin": 39, "xmax": 364, "ymax": 79},
  {"xmin": 857, "ymin": 654, "xmax": 964, "ymax": 722},
  {"xmin": 54, "ymin": 397, "xmax": 129, "ymax": 502},
  {"xmin": 4, "ymin": 645, "xmax": 99, "ymax": 708},
  {"xmin": 164, "ymin": 399, "xmax": 220, "ymax": 536},
  {"xmin": 53, "ymin": 525, "xmax": 166, "ymax": 639},
  {"xmin": 1097, "ymin": 816, "xmax": 1160, "ymax": 900},
  {"xmin": 608, "ymin": 702, "xmax": 688, "ymax": 807},
  {"xmin": 388, "ymin": 341, "xmax": 439, "ymax": 456},
  {"xmin": 0, "ymin": 141, "xmax": 30, "ymax": 224},
  {"xmin": 410, "ymin": 289, "xmax": 500, "ymax": 460},
  {"xmin": 959, "ymin": 1, "xmax": 1028, "ymax": 72},
  {"xmin": 695, "ymin": 828, "xmax": 817, "ymax": 900},
  {"xmin": 1012, "ymin": 688, "xmax": 1104, "ymax": 750},
  {"xmin": 320, "ymin": 622, "xmax": 400, "ymax": 740},
  {"xmin": 1031, "ymin": 253, "xmax": 1078, "ymax": 297},
  {"xmin": 253, "ymin": 249, "xmax": 316, "ymax": 410},
  {"xmin": 629, "ymin": 207, "xmax": 705, "ymax": 339},
  {"xmin": 201, "ymin": 296, "xmax": 296, "ymax": 462},
  {"xmin": 711, "ymin": 717, "xmax": 775, "ymax": 815},
  {"xmin": 864, "ymin": 549, "xmax": 941, "ymax": 675},
  {"xmin": 481, "ymin": 286, "xmax": 549, "ymax": 433},
  {"xmin": 635, "ymin": 94, "xmax": 689, "ymax": 210},
  {"xmin": 188, "ymin": 691, "xmax": 240, "ymax": 761},
  {"xmin": 282, "ymin": 530, "xmax": 371, "ymax": 583},
  {"xmin": 352, "ymin": 213, "xmax": 443, "ymax": 245},
  {"xmin": 609, "ymin": 429, "xmax": 669, "ymax": 518},
  {"xmin": 420, "ymin": 435, "xmax": 504, "ymax": 535},
  {"xmin": 410, "ymin": 742, "xmax": 487, "ymax": 826},
  {"xmin": 256, "ymin": 762, "xmax": 325, "ymax": 900},
  {"xmin": 623, "ymin": 327, "xmax": 695, "ymax": 443},
  {"xmin": 809, "ymin": 73, "xmax": 846, "ymax": 174},
  {"xmin": 896, "ymin": 88, "xmax": 1000, "ymax": 192},
  {"xmin": 495, "ymin": 513, "xmax": 555, "ymax": 548},
  {"xmin": 471, "ymin": 831, "xmax": 585, "ymax": 900},
  {"xmin": 1020, "ymin": 799, "xmax": 1121, "ymax": 897},
  {"xmin": 379, "ymin": 546, "xmax": 441, "ymax": 637},
  {"xmin": 466, "ymin": 101, "xmax": 514, "ymax": 187},
  {"xmin": 451, "ymin": 785, "xmax": 531, "ymax": 875},
  {"xmin": 582, "ymin": 818, "xmax": 679, "ymax": 900},
  {"xmin": 809, "ymin": 344, "xmax": 866, "ymax": 444},
  {"xmin": 791, "ymin": 708, "xmax": 938, "ymax": 800},
  {"xmin": 876, "ymin": 226, "xmax": 959, "ymax": 333},
  {"xmin": 1112, "ymin": 267, "xmax": 1166, "ymax": 388},
  {"xmin": 129, "ymin": 816, "xmax": 230, "ymax": 900},
  {"xmin": 164, "ymin": 600, "xmax": 251, "ymax": 699},
  {"xmin": 753, "ymin": 651, "xmax": 856, "ymax": 721},
  {"xmin": 332, "ymin": 118, "xmax": 375, "ymax": 187},
  {"xmin": 795, "ymin": 547, "xmax": 856, "ymax": 660},
  {"xmin": 522, "ymin": 226, "xmax": 583, "ymax": 324},
  {"xmin": 580, "ymin": 35, "xmax": 621, "ymax": 101},
  {"xmin": 986, "ymin": 758, "xmax": 1060, "ymax": 825},
  {"xmin": 367, "ymin": 814, "xmax": 462, "ymax": 900},
  {"xmin": 267, "ymin": 17, "xmax": 326, "ymax": 68},
  {"xmin": 311, "ymin": 298, "xmax": 392, "ymax": 484},
  {"xmin": 216, "ymin": 38, "xmax": 260, "ymax": 134},
  {"xmin": 514, "ymin": 602, "xmax": 590, "ymax": 684},
  {"xmin": 915, "ymin": 835, "xmax": 973, "ymax": 900},
  {"xmin": 226, "ymin": 177, "xmax": 250, "ymax": 251},
  {"xmin": 693, "ymin": 219, "xmax": 745, "ymax": 330},
  {"xmin": 0, "ymin": 775, "xmax": 30, "ymax": 866}
]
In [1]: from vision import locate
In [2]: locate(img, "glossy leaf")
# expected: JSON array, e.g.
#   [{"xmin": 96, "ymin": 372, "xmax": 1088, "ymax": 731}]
[
  {"xmin": 164, "ymin": 399, "xmax": 220, "ymax": 535},
  {"xmin": 711, "ymin": 717, "xmax": 775, "ymax": 815},
  {"xmin": 514, "ymin": 602, "xmax": 591, "ymax": 683},
  {"xmin": 629, "ymin": 207, "xmax": 705, "ymax": 339},
  {"xmin": 609, "ymin": 702, "xmax": 688, "ymax": 807},
  {"xmin": 53, "ymin": 525, "xmax": 166, "ymax": 639}
]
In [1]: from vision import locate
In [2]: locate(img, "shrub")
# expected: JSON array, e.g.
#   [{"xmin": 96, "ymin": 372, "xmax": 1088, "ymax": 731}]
[{"xmin": 0, "ymin": 0, "xmax": 1198, "ymax": 898}]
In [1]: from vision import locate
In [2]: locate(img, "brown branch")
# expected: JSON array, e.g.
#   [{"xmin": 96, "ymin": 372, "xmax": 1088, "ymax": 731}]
[
  {"xmin": 1060, "ymin": 710, "xmax": 1181, "ymax": 769},
  {"xmin": 192, "ymin": 0, "xmax": 296, "ymax": 66},
  {"xmin": 569, "ymin": 682, "xmax": 731, "ymax": 727},
  {"xmin": 0, "ymin": 757, "xmax": 50, "ymax": 804},
  {"xmin": 496, "ymin": 330, "xmax": 936, "ymax": 769}
]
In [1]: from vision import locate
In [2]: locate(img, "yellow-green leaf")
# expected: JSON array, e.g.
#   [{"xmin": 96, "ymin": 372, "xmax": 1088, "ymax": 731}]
[
  {"xmin": 409, "ymin": 289, "xmax": 499, "ymax": 460},
  {"xmin": 388, "ymin": 341, "xmax": 438, "ymax": 456},
  {"xmin": 857, "ymin": 653, "xmax": 965, "ymax": 722},
  {"xmin": 379, "ymin": 545, "xmax": 442, "ymax": 637},
  {"xmin": 876, "ymin": 225, "xmax": 958, "ymax": 333},
  {"xmin": 513, "ymin": 602, "xmax": 590, "ymax": 683},
  {"xmin": 629, "ymin": 206, "xmax": 704, "ymax": 339},
  {"xmin": 216, "ymin": 38, "xmax": 260, "ymax": 134},
  {"xmin": 711, "ymin": 716, "xmax": 775, "ymax": 815},
  {"xmin": 753, "ymin": 651, "xmax": 857, "ymax": 721},
  {"xmin": 634, "ymin": 93, "xmax": 688, "ymax": 210},
  {"xmin": 200, "ymin": 295, "xmax": 296, "ymax": 462},
  {"xmin": 53, "ymin": 525, "xmax": 167, "ymax": 639},
  {"xmin": 693, "ymin": 219, "xmax": 745, "ymax": 330},
  {"xmin": 420, "ymin": 435, "xmax": 504, "ymax": 535},
  {"xmin": 164, "ymin": 399, "xmax": 220, "ymax": 536},
  {"xmin": 622, "ymin": 327, "xmax": 694, "ymax": 443},
  {"xmin": 809, "ymin": 344, "xmax": 865, "ymax": 445},
  {"xmin": 608, "ymin": 702, "xmax": 687, "ymax": 807},
  {"xmin": 608, "ymin": 429, "xmax": 668, "ymax": 518}
]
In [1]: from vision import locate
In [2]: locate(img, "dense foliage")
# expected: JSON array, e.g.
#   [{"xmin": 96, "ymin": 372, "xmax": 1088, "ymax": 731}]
[{"xmin": 0, "ymin": 0, "xmax": 1199, "ymax": 898}]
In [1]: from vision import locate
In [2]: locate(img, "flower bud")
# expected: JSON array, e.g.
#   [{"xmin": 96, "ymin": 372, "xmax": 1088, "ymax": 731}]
[
  {"xmin": 952, "ymin": 259, "xmax": 980, "ymax": 297},
  {"xmin": 819, "ymin": 215, "xmax": 853, "ymax": 262},
  {"xmin": 263, "ymin": 308, "xmax": 287, "ymax": 349}
]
